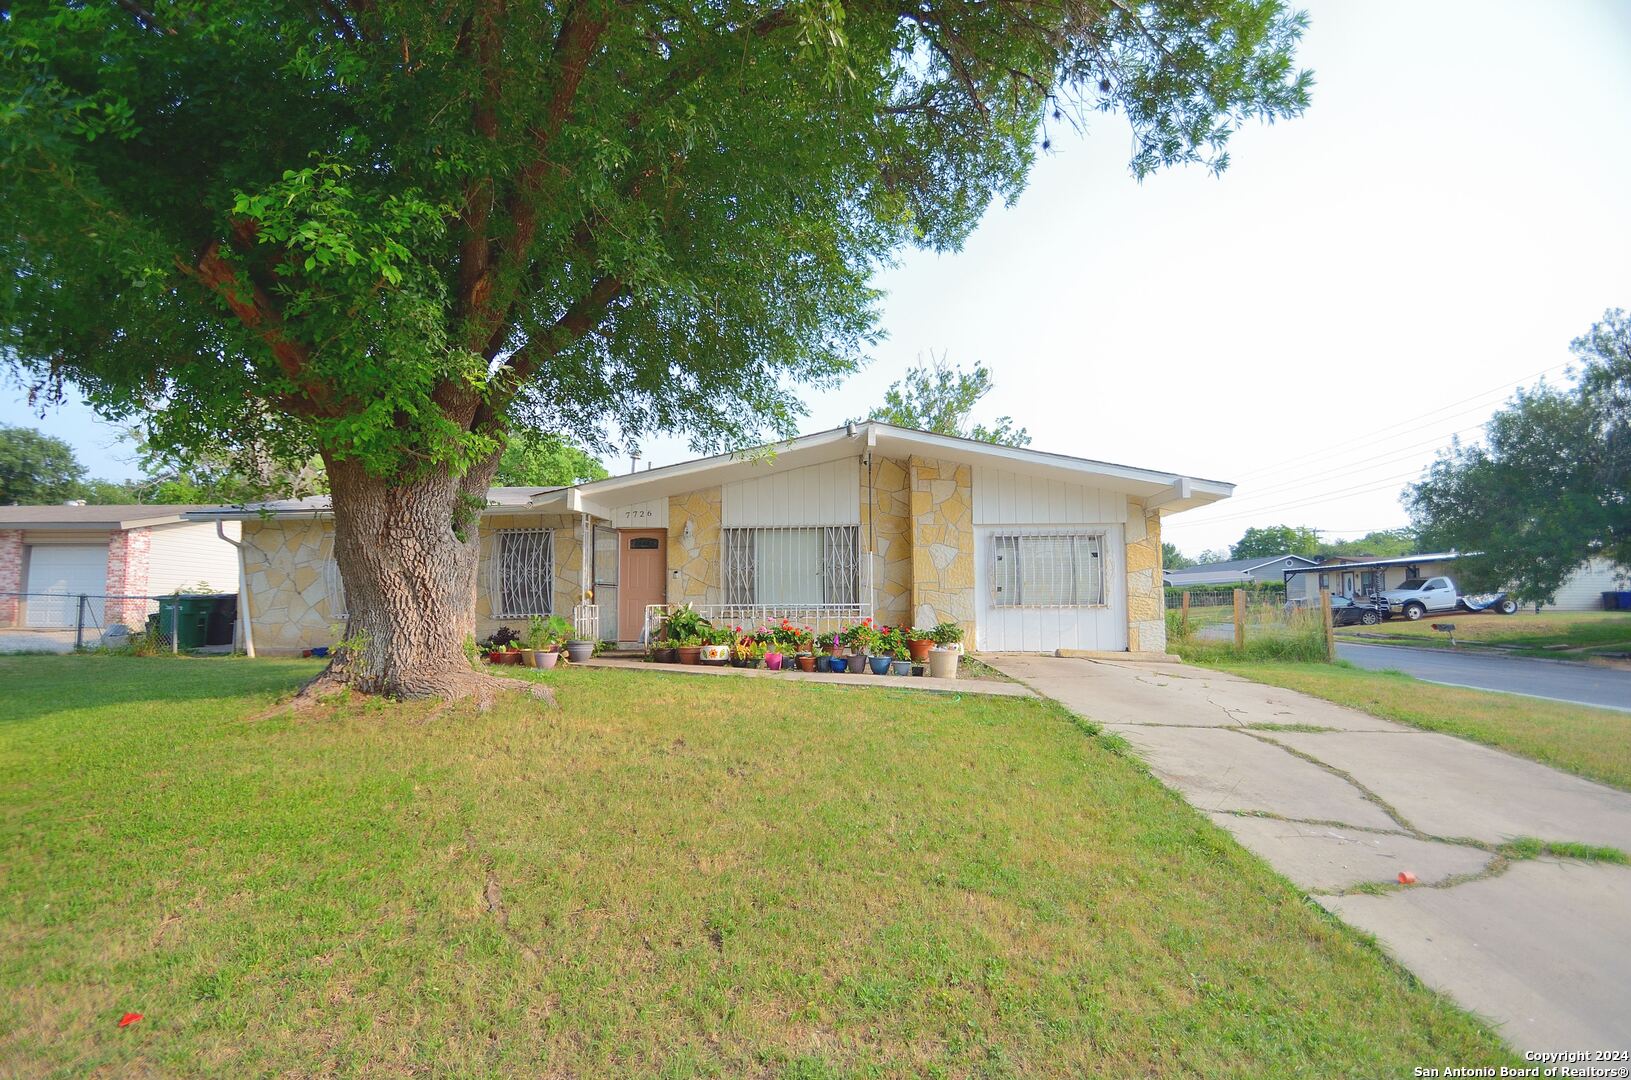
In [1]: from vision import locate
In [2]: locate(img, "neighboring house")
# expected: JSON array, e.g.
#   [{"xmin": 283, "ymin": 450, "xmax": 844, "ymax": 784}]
[
  {"xmin": 187, "ymin": 423, "xmax": 1231, "ymax": 656},
  {"xmin": 0, "ymin": 504, "xmax": 241, "ymax": 631},
  {"xmin": 1301, "ymin": 552, "xmax": 1467, "ymax": 599},
  {"xmin": 1164, "ymin": 553, "xmax": 1323, "ymax": 601},
  {"xmin": 1536, "ymin": 557, "xmax": 1626, "ymax": 611}
]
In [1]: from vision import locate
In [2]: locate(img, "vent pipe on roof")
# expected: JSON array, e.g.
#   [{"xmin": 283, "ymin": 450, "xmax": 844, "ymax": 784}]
[{"xmin": 629, "ymin": 448, "xmax": 641, "ymax": 475}]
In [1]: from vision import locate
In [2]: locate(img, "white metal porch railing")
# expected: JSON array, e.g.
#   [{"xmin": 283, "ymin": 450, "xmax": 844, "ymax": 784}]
[
  {"xmin": 642, "ymin": 602, "xmax": 874, "ymax": 645},
  {"xmin": 572, "ymin": 603, "xmax": 600, "ymax": 642}
]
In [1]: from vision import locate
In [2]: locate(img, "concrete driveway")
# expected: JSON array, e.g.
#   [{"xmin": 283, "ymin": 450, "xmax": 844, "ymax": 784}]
[
  {"xmin": 1337, "ymin": 641, "xmax": 1631, "ymax": 713},
  {"xmin": 982, "ymin": 653, "xmax": 1631, "ymax": 1055}
]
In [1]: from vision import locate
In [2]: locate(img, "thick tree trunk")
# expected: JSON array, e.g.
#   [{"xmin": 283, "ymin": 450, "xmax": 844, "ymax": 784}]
[{"xmin": 309, "ymin": 452, "xmax": 512, "ymax": 700}]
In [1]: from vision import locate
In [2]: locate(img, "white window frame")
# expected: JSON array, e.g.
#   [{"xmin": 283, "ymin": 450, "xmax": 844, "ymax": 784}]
[
  {"xmin": 489, "ymin": 528, "xmax": 555, "ymax": 618},
  {"xmin": 323, "ymin": 558, "xmax": 348, "ymax": 619},
  {"xmin": 722, "ymin": 525, "xmax": 860, "ymax": 607},
  {"xmin": 988, "ymin": 529, "xmax": 1108, "ymax": 609}
]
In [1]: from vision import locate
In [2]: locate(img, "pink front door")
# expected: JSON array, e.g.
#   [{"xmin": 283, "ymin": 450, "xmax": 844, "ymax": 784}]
[{"xmin": 618, "ymin": 530, "xmax": 667, "ymax": 640}]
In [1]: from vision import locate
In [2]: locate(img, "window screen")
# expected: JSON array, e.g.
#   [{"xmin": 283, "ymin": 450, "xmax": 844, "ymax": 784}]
[
  {"xmin": 989, "ymin": 532, "xmax": 1105, "ymax": 608},
  {"xmin": 723, "ymin": 526, "xmax": 859, "ymax": 606},
  {"xmin": 490, "ymin": 528, "xmax": 554, "ymax": 617}
]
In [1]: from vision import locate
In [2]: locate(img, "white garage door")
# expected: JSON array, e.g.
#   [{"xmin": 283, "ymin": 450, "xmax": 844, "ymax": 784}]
[
  {"xmin": 25, "ymin": 544, "xmax": 108, "ymax": 627},
  {"xmin": 975, "ymin": 526, "xmax": 1126, "ymax": 652}
]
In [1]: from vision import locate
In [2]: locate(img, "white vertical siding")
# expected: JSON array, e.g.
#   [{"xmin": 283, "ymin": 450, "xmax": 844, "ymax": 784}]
[
  {"xmin": 609, "ymin": 498, "xmax": 668, "ymax": 529},
  {"xmin": 145, "ymin": 521, "xmax": 241, "ymax": 595},
  {"xmin": 723, "ymin": 458, "xmax": 860, "ymax": 526},
  {"xmin": 1546, "ymin": 558, "xmax": 1625, "ymax": 611},
  {"xmin": 974, "ymin": 525, "xmax": 1127, "ymax": 651},
  {"xmin": 971, "ymin": 466, "xmax": 1128, "ymax": 526}
]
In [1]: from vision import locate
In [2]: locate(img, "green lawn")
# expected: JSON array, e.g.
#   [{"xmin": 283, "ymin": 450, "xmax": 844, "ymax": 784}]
[
  {"xmin": 0, "ymin": 656, "xmax": 1512, "ymax": 1077},
  {"xmin": 1204, "ymin": 659, "xmax": 1631, "ymax": 792},
  {"xmin": 1337, "ymin": 610, "xmax": 1631, "ymax": 658}
]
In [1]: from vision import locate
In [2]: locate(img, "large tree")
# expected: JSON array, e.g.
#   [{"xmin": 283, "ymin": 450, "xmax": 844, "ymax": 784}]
[
  {"xmin": 1229, "ymin": 523, "xmax": 1319, "ymax": 560},
  {"xmin": 0, "ymin": 425, "xmax": 84, "ymax": 504},
  {"xmin": 1, "ymin": 0, "xmax": 1310, "ymax": 697},
  {"xmin": 858, "ymin": 354, "xmax": 1030, "ymax": 446},
  {"xmin": 1407, "ymin": 310, "xmax": 1629, "ymax": 604}
]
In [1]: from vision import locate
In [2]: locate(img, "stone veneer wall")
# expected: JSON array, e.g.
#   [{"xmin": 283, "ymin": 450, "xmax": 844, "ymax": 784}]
[
  {"xmin": 862, "ymin": 456, "xmax": 913, "ymax": 628},
  {"xmin": 243, "ymin": 513, "xmax": 586, "ymax": 654},
  {"xmin": 1124, "ymin": 500, "xmax": 1166, "ymax": 653},
  {"xmin": 0, "ymin": 530, "xmax": 21, "ymax": 626},
  {"xmin": 667, "ymin": 487, "xmax": 722, "ymax": 607},
  {"xmin": 908, "ymin": 456, "xmax": 975, "ymax": 638},
  {"xmin": 242, "ymin": 519, "xmax": 341, "ymax": 653}
]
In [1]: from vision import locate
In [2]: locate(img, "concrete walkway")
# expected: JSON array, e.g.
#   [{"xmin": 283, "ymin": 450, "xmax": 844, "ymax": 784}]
[{"xmin": 981, "ymin": 653, "xmax": 1631, "ymax": 1054}]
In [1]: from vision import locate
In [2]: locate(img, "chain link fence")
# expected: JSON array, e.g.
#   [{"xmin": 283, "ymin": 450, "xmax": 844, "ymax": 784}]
[
  {"xmin": 1165, "ymin": 585, "xmax": 1332, "ymax": 661},
  {"xmin": 0, "ymin": 592, "xmax": 239, "ymax": 654}
]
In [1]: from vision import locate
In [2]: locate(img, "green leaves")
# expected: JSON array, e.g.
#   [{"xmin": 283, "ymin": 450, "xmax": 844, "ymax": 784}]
[{"xmin": 1, "ymin": 0, "xmax": 1311, "ymax": 487}]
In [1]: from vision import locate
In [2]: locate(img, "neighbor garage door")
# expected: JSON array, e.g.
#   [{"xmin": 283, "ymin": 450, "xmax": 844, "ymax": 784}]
[{"xmin": 24, "ymin": 544, "xmax": 108, "ymax": 627}]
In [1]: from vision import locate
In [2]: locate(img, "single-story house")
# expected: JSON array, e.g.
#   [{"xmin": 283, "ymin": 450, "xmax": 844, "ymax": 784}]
[
  {"xmin": 187, "ymin": 423, "xmax": 1231, "ymax": 656},
  {"xmin": 1299, "ymin": 552, "xmax": 1467, "ymax": 599},
  {"xmin": 0, "ymin": 504, "xmax": 242, "ymax": 631},
  {"xmin": 1543, "ymin": 557, "xmax": 1627, "ymax": 611},
  {"xmin": 1164, "ymin": 553, "xmax": 1323, "ymax": 601}
]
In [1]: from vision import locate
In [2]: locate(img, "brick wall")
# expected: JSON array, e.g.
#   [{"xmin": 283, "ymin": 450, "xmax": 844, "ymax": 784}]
[
  {"xmin": 0, "ymin": 530, "xmax": 21, "ymax": 626},
  {"xmin": 105, "ymin": 527, "xmax": 152, "ymax": 629}
]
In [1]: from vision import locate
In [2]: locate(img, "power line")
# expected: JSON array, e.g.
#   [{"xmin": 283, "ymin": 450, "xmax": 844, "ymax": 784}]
[
  {"xmin": 1225, "ymin": 362, "xmax": 1568, "ymax": 483},
  {"xmin": 1166, "ymin": 468, "xmax": 1423, "ymax": 528},
  {"xmin": 1216, "ymin": 423, "xmax": 1482, "ymax": 506}
]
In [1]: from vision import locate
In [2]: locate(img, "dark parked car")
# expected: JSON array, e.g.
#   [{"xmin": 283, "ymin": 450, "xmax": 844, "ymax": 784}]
[{"xmin": 1330, "ymin": 594, "xmax": 1388, "ymax": 626}]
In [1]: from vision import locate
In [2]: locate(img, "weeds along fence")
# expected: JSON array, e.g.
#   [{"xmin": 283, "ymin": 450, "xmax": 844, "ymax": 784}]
[
  {"xmin": 1165, "ymin": 585, "xmax": 1333, "ymax": 662},
  {"xmin": 0, "ymin": 591, "xmax": 239, "ymax": 654}
]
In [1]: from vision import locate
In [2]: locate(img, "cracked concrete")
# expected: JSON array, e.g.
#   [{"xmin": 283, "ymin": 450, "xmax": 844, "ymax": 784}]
[{"xmin": 981, "ymin": 653, "xmax": 1631, "ymax": 1054}]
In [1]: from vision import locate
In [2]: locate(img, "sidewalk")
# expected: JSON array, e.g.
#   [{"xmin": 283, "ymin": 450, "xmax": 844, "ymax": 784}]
[{"xmin": 980, "ymin": 651, "xmax": 1631, "ymax": 1054}]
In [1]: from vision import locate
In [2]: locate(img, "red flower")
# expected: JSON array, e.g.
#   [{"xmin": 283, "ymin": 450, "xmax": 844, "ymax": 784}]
[{"xmin": 118, "ymin": 1012, "xmax": 143, "ymax": 1028}]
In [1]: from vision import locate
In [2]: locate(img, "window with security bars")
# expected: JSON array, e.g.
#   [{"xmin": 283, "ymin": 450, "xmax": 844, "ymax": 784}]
[
  {"xmin": 990, "ymin": 532, "xmax": 1105, "ymax": 608},
  {"xmin": 323, "ymin": 555, "xmax": 348, "ymax": 619},
  {"xmin": 723, "ymin": 526, "xmax": 859, "ymax": 606},
  {"xmin": 490, "ymin": 528, "xmax": 554, "ymax": 617}
]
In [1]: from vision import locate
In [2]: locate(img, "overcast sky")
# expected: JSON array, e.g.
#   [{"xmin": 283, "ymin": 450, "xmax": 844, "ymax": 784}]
[{"xmin": 5, "ymin": 0, "xmax": 1629, "ymax": 557}]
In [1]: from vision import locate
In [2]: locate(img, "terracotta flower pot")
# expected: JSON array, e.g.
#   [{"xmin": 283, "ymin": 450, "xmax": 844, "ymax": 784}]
[
  {"xmin": 795, "ymin": 654, "xmax": 816, "ymax": 672},
  {"xmin": 676, "ymin": 645, "xmax": 703, "ymax": 665},
  {"xmin": 907, "ymin": 638, "xmax": 933, "ymax": 664}
]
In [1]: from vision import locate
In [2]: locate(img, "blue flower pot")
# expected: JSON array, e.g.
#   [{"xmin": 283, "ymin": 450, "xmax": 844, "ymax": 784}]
[
  {"xmin": 829, "ymin": 657, "xmax": 848, "ymax": 673},
  {"xmin": 869, "ymin": 655, "xmax": 893, "ymax": 675}
]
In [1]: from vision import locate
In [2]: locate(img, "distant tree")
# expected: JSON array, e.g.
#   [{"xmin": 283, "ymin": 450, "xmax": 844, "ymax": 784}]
[
  {"xmin": 1229, "ymin": 524, "xmax": 1321, "ymax": 560},
  {"xmin": 0, "ymin": 425, "xmax": 84, "ymax": 504},
  {"xmin": 1316, "ymin": 528, "xmax": 1417, "ymax": 559},
  {"xmin": 494, "ymin": 434, "xmax": 609, "ymax": 488},
  {"xmin": 1161, "ymin": 542, "xmax": 1196, "ymax": 570},
  {"xmin": 130, "ymin": 438, "xmax": 329, "ymax": 505},
  {"xmin": 75, "ymin": 478, "xmax": 140, "ymax": 504},
  {"xmin": 1408, "ymin": 309, "xmax": 1629, "ymax": 604},
  {"xmin": 1195, "ymin": 548, "xmax": 1231, "ymax": 566},
  {"xmin": 858, "ymin": 355, "xmax": 1030, "ymax": 447}
]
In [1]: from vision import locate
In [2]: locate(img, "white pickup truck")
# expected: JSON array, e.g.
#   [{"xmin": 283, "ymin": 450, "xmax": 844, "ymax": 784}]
[{"xmin": 1381, "ymin": 576, "xmax": 1519, "ymax": 620}]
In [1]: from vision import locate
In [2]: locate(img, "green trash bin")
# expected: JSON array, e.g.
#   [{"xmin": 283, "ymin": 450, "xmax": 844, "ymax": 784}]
[{"xmin": 156, "ymin": 595, "xmax": 214, "ymax": 650}]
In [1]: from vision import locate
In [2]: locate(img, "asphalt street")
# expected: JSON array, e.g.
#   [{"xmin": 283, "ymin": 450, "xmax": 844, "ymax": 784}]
[{"xmin": 1336, "ymin": 642, "xmax": 1631, "ymax": 713}]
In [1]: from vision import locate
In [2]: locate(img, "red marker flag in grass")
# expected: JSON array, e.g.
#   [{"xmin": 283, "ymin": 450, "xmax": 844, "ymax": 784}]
[{"xmin": 118, "ymin": 1012, "xmax": 143, "ymax": 1028}]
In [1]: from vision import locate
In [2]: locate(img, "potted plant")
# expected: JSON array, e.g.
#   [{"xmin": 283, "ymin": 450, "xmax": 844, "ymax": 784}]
[
  {"xmin": 502, "ymin": 641, "xmax": 524, "ymax": 665},
  {"xmin": 821, "ymin": 631, "xmax": 845, "ymax": 657},
  {"xmin": 675, "ymin": 634, "xmax": 705, "ymax": 665},
  {"xmin": 795, "ymin": 651, "xmax": 817, "ymax": 672},
  {"xmin": 829, "ymin": 654, "xmax": 849, "ymax": 673},
  {"xmin": 701, "ymin": 626, "xmax": 733, "ymax": 665},
  {"xmin": 929, "ymin": 621, "xmax": 965, "ymax": 654},
  {"xmin": 906, "ymin": 627, "xmax": 934, "ymax": 664},
  {"xmin": 874, "ymin": 626, "xmax": 910, "ymax": 675},
  {"xmin": 840, "ymin": 620, "xmax": 875, "ymax": 671},
  {"xmin": 731, "ymin": 638, "xmax": 764, "ymax": 668}
]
